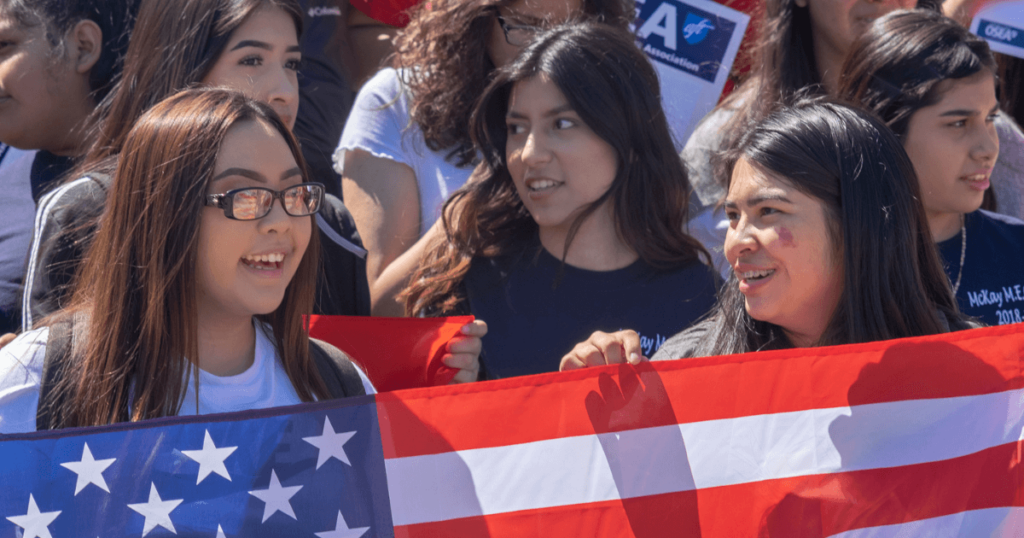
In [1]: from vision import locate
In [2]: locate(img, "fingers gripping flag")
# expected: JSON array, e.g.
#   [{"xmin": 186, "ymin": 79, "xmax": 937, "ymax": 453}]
[{"xmin": 3, "ymin": 323, "xmax": 1024, "ymax": 537}]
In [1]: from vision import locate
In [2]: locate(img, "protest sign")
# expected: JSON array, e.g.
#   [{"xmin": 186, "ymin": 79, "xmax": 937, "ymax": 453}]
[
  {"xmin": 4, "ymin": 323, "xmax": 1023, "ymax": 536},
  {"xmin": 971, "ymin": 1, "xmax": 1024, "ymax": 60},
  {"xmin": 636, "ymin": 0, "xmax": 749, "ymax": 145}
]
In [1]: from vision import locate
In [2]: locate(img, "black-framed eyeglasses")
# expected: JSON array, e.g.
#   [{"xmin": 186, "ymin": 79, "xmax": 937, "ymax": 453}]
[
  {"xmin": 494, "ymin": 10, "xmax": 541, "ymax": 47},
  {"xmin": 205, "ymin": 182, "xmax": 325, "ymax": 221}
]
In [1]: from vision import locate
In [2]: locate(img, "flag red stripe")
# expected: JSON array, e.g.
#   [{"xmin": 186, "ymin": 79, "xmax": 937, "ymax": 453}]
[
  {"xmin": 393, "ymin": 440, "xmax": 1024, "ymax": 537},
  {"xmin": 379, "ymin": 324, "xmax": 1024, "ymax": 459}
]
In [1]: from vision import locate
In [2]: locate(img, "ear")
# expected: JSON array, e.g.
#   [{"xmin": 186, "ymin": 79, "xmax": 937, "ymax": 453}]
[{"xmin": 68, "ymin": 19, "xmax": 103, "ymax": 75}]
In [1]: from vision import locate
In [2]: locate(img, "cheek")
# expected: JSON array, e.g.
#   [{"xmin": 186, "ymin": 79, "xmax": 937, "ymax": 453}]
[{"xmin": 777, "ymin": 226, "xmax": 795, "ymax": 247}]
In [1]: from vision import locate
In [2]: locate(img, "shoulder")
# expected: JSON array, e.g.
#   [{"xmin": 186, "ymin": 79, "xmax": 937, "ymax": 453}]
[
  {"xmin": 353, "ymin": 67, "xmax": 406, "ymax": 106},
  {"xmin": 316, "ymin": 194, "xmax": 367, "ymax": 259},
  {"xmin": 37, "ymin": 175, "xmax": 110, "ymax": 226},
  {"xmin": 0, "ymin": 327, "xmax": 49, "ymax": 434},
  {"xmin": 650, "ymin": 318, "xmax": 713, "ymax": 361},
  {"xmin": 308, "ymin": 338, "xmax": 376, "ymax": 396},
  {"xmin": 971, "ymin": 209, "xmax": 1024, "ymax": 236}
]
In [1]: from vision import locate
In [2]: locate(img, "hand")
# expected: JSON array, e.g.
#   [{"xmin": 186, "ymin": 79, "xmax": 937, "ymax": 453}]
[
  {"xmin": 0, "ymin": 333, "xmax": 15, "ymax": 349},
  {"xmin": 560, "ymin": 330, "xmax": 647, "ymax": 371},
  {"xmin": 442, "ymin": 320, "xmax": 488, "ymax": 383}
]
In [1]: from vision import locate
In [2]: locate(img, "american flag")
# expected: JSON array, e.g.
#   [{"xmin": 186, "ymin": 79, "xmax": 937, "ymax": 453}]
[{"xmin": 3, "ymin": 323, "xmax": 1024, "ymax": 537}]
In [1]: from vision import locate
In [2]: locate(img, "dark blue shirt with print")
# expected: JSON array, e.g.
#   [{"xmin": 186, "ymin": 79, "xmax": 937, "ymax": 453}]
[
  {"xmin": 463, "ymin": 238, "xmax": 719, "ymax": 379},
  {"xmin": 938, "ymin": 209, "xmax": 1024, "ymax": 326}
]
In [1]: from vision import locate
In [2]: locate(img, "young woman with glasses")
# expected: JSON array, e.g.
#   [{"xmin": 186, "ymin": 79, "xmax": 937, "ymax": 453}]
[
  {"xmin": 0, "ymin": 89, "xmax": 382, "ymax": 433},
  {"xmin": 335, "ymin": 0, "xmax": 634, "ymax": 317}
]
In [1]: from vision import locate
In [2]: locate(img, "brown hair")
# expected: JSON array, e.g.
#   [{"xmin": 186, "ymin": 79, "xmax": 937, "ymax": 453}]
[
  {"xmin": 80, "ymin": 0, "xmax": 303, "ymax": 169},
  {"xmin": 403, "ymin": 22, "xmax": 710, "ymax": 316},
  {"xmin": 43, "ymin": 88, "xmax": 327, "ymax": 429},
  {"xmin": 392, "ymin": 0, "xmax": 634, "ymax": 167}
]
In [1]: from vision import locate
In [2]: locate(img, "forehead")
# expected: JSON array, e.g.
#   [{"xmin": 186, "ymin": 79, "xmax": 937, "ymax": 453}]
[
  {"xmin": 919, "ymin": 70, "xmax": 998, "ymax": 113},
  {"xmin": 505, "ymin": 0, "xmax": 581, "ymax": 21},
  {"xmin": 508, "ymin": 75, "xmax": 569, "ymax": 111},
  {"xmin": 728, "ymin": 158, "xmax": 791, "ymax": 196},
  {"xmin": 214, "ymin": 120, "xmax": 296, "ymax": 170},
  {"xmin": 226, "ymin": 5, "xmax": 298, "ymax": 43}
]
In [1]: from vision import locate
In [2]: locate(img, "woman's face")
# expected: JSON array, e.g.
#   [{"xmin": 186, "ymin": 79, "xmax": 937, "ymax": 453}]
[
  {"xmin": 487, "ymin": 0, "xmax": 581, "ymax": 67},
  {"xmin": 195, "ymin": 119, "xmax": 311, "ymax": 324},
  {"xmin": 202, "ymin": 6, "xmax": 301, "ymax": 129},
  {"xmin": 795, "ymin": 0, "xmax": 913, "ymax": 66},
  {"xmin": 505, "ymin": 75, "xmax": 618, "ymax": 236},
  {"xmin": 903, "ymin": 71, "xmax": 1000, "ymax": 228},
  {"xmin": 0, "ymin": 15, "xmax": 94, "ymax": 153},
  {"xmin": 724, "ymin": 158, "xmax": 843, "ymax": 347}
]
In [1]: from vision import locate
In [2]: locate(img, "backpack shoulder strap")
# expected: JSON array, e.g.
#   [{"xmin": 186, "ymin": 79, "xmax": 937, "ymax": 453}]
[
  {"xmin": 308, "ymin": 338, "xmax": 367, "ymax": 399},
  {"xmin": 36, "ymin": 318, "xmax": 74, "ymax": 431}
]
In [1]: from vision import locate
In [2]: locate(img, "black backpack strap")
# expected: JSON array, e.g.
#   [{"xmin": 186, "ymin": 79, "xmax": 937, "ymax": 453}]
[
  {"xmin": 309, "ymin": 338, "xmax": 367, "ymax": 398},
  {"xmin": 36, "ymin": 318, "xmax": 74, "ymax": 431}
]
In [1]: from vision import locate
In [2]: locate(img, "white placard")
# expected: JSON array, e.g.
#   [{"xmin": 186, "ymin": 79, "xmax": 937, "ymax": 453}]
[
  {"xmin": 635, "ymin": 0, "xmax": 750, "ymax": 147},
  {"xmin": 971, "ymin": 1, "xmax": 1024, "ymax": 60}
]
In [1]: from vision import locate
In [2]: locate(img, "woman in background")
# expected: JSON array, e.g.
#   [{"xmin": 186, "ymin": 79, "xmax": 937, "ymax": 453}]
[{"xmin": 404, "ymin": 22, "xmax": 718, "ymax": 378}]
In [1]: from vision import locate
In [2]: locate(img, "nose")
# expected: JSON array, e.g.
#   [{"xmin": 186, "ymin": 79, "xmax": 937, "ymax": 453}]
[
  {"xmin": 724, "ymin": 213, "xmax": 758, "ymax": 264},
  {"xmin": 520, "ymin": 129, "xmax": 552, "ymax": 168},
  {"xmin": 971, "ymin": 121, "xmax": 1000, "ymax": 166},
  {"xmin": 257, "ymin": 196, "xmax": 294, "ymax": 234},
  {"xmin": 258, "ymin": 66, "xmax": 299, "ymax": 129}
]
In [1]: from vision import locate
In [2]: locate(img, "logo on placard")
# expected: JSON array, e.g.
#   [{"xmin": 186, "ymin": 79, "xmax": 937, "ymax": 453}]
[
  {"xmin": 984, "ymin": 22, "xmax": 1019, "ymax": 43},
  {"xmin": 683, "ymin": 13, "xmax": 715, "ymax": 44}
]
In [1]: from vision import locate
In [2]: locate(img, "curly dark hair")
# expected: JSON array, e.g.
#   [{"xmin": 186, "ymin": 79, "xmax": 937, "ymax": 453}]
[
  {"xmin": 392, "ymin": 0, "xmax": 634, "ymax": 167},
  {"xmin": 402, "ymin": 22, "xmax": 710, "ymax": 316}
]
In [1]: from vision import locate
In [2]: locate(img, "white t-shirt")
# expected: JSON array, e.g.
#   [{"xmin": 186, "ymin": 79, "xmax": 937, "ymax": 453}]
[
  {"xmin": 0, "ymin": 321, "xmax": 375, "ymax": 435},
  {"xmin": 333, "ymin": 67, "xmax": 476, "ymax": 236}
]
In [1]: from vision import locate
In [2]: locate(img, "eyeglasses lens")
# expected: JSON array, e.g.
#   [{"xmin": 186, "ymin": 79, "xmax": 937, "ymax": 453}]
[
  {"xmin": 283, "ymin": 184, "xmax": 322, "ymax": 216},
  {"xmin": 232, "ymin": 189, "xmax": 271, "ymax": 220},
  {"xmin": 228, "ymin": 184, "xmax": 322, "ymax": 220}
]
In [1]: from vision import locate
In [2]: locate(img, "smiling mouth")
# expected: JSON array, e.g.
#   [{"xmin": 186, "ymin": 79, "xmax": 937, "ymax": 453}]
[
  {"xmin": 241, "ymin": 252, "xmax": 285, "ymax": 271},
  {"xmin": 739, "ymin": 268, "xmax": 775, "ymax": 281},
  {"xmin": 525, "ymin": 178, "xmax": 562, "ymax": 193}
]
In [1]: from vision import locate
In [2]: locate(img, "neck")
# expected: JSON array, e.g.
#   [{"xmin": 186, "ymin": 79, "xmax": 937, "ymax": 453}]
[
  {"xmin": 812, "ymin": 39, "xmax": 845, "ymax": 94},
  {"xmin": 195, "ymin": 310, "xmax": 257, "ymax": 377},
  {"xmin": 782, "ymin": 327, "xmax": 820, "ymax": 348},
  {"xmin": 537, "ymin": 202, "xmax": 638, "ymax": 271},
  {"xmin": 928, "ymin": 211, "xmax": 964, "ymax": 243}
]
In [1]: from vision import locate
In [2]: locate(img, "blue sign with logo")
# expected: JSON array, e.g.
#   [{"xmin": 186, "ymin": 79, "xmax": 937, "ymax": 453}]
[
  {"xmin": 978, "ymin": 19, "xmax": 1024, "ymax": 50},
  {"xmin": 637, "ymin": 0, "xmax": 737, "ymax": 83}
]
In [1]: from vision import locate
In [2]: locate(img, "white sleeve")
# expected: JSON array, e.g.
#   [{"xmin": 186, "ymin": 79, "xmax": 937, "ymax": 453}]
[
  {"xmin": 0, "ymin": 327, "xmax": 49, "ymax": 434},
  {"xmin": 333, "ymin": 68, "xmax": 413, "ymax": 176}
]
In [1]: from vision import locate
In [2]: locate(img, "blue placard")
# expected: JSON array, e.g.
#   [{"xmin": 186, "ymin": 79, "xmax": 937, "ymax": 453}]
[
  {"xmin": 636, "ymin": 0, "xmax": 738, "ymax": 83},
  {"xmin": 978, "ymin": 19, "xmax": 1024, "ymax": 50}
]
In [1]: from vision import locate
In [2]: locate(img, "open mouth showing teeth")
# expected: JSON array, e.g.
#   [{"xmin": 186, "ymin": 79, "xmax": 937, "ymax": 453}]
[
  {"xmin": 527, "ymin": 179, "xmax": 561, "ymax": 192},
  {"xmin": 242, "ymin": 253, "xmax": 284, "ymax": 271},
  {"xmin": 740, "ymin": 269, "xmax": 775, "ymax": 281}
]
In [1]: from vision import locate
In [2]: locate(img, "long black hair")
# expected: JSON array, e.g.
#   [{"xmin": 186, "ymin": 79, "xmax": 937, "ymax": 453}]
[
  {"xmin": 691, "ymin": 100, "xmax": 968, "ymax": 357},
  {"xmin": 404, "ymin": 21, "xmax": 709, "ymax": 315}
]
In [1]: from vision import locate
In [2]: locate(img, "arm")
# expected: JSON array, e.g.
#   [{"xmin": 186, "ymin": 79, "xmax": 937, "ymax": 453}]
[{"xmin": 341, "ymin": 149, "xmax": 421, "ymax": 317}]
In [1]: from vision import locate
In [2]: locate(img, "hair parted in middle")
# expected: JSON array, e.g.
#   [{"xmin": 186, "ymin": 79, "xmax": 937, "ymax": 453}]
[
  {"xmin": 691, "ymin": 99, "xmax": 968, "ymax": 357},
  {"xmin": 43, "ymin": 88, "xmax": 326, "ymax": 429},
  {"xmin": 392, "ymin": 0, "xmax": 635, "ymax": 167},
  {"xmin": 403, "ymin": 21, "xmax": 709, "ymax": 316},
  {"xmin": 81, "ymin": 0, "xmax": 303, "ymax": 169}
]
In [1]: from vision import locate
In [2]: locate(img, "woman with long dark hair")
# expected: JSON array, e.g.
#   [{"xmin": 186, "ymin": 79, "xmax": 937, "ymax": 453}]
[
  {"xmin": 839, "ymin": 9, "xmax": 1024, "ymax": 326},
  {"xmin": 404, "ymin": 22, "xmax": 718, "ymax": 378},
  {"xmin": 336, "ymin": 0, "xmax": 634, "ymax": 316},
  {"xmin": 561, "ymin": 100, "xmax": 976, "ymax": 368},
  {"xmin": 21, "ymin": 0, "xmax": 387, "ymax": 332},
  {"xmin": 0, "ymin": 89, "xmax": 377, "ymax": 432}
]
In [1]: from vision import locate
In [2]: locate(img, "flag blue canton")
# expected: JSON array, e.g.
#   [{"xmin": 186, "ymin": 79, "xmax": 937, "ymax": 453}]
[{"xmin": 0, "ymin": 395, "xmax": 393, "ymax": 537}]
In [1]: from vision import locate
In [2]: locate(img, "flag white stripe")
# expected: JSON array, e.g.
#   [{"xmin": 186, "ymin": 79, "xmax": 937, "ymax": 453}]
[
  {"xmin": 387, "ymin": 387, "xmax": 1024, "ymax": 526},
  {"xmin": 829, "ymin": 506, "xmax": 1024, "ymax": 538}
]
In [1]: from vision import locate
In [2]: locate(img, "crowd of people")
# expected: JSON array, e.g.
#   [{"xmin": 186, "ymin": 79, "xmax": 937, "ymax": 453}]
[{"xmin": 0, "ymin": 0, "xmax": 1022, "ymax": 434}]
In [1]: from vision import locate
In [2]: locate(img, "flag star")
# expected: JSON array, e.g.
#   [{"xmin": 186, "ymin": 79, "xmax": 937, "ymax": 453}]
[
  {"xmin": 60, "ymin": 442, "xmax": 116, "ymax": 495},
  {"xmin": 6, "ymin": 494, "xmax": 61, "ymax": 538},
  {"xmin": 127, "ymin": 483, "xmax": 183, "ymax": 537},
  {"xmin": 216, "ymin": 525, "xmax": 226, "ymax": 538},
  {"xmin": 316, "ymin": 511, "xmax": 370, "ymax": 538},
  {"xmin": 248, "ymin": 470, "xmax": 303, "ymax": 523},
  {"xmin": 303, "ymin": 417, "xmax": 357, "ymax": 469},
  {"xmin": 181, "ymin": 430, "xmax": 237, "ymax": 484}
]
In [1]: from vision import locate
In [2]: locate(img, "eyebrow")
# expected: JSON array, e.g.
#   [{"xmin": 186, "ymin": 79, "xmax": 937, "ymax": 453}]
[
  {"xmin": 230, "ymin": 40, "xmax": 301, "ymax": 54},
  {"xmin": 211, "ymin": 167, "xmax": 303, "ymax": 183},
  {"xmin": 507, "ymin": 104, "xmax": 575, "ymax": 120},
  {"xmin": 937, "ymin": 103, "xmax": 1000, "ymax": 118},
  {"xmin": 723, "ymin": 193, "xmax": 794, "ymax": 209}
]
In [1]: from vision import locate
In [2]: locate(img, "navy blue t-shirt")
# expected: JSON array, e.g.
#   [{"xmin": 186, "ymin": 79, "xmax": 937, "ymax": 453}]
[
  {"xmin": 463, "ymin": 241, "xmax": 719, "ymax": 379},
  {"xmin": 937, "ymin": 209, "xmax": 1024, "ymax": 326}
]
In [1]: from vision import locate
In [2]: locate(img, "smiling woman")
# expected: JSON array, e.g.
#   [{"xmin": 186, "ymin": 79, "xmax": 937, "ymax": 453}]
[
  {"xmin": 403, "ymin": 22, "xmax": 719, "ymax": 378},
  {"xmin": 560, "ymin": 100, "xmax": 978, "ymax": 369},
  {"xmin": 0, "ymin": 89, "xmax": 375, "ymax": 433}
]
